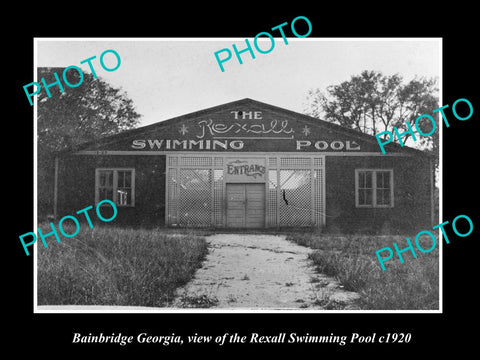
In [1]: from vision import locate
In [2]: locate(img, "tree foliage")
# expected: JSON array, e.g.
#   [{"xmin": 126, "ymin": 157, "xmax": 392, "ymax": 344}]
[
  {"xmin": 37, "ymin": 67, "xmax": 141, "ymax": 217},
  {"xmin": 304, "ymin": 70, "xmax": 439, "ymax": 152},
  {"xmin": 37, "ymin": 67, "xmax": 141, "ymax": 155}
]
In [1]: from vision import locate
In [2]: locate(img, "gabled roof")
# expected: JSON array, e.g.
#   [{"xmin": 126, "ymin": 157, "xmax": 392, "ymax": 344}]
[{"xmin": 65, "ymin": 98, "xmax": 429, "ymax": 156}]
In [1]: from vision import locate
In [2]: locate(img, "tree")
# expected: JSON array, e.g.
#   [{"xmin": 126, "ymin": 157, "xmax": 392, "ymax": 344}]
[
  {"xmin": 37, "ymin": 67, "xmax": 141, "ymax": 154},
  {"xmin": 37, "ymin": 67, "xmax": 141, "ymax": 218},
  {"xmin": 304, "ymin": 70, "xmax": 439, "ymax": 151},
  {"xmin": 304, "ymin": 70, "xmax": 440, "ymax": 215}
]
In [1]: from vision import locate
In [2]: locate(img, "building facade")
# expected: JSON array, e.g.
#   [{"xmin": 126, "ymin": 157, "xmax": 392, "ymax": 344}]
[{"xmin": 54, "ymin": 98, "xmax": 434, "ymax": 233}]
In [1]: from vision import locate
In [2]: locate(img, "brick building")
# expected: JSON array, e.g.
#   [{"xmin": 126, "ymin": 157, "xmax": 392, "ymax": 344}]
[{"xmin": 53, "ymin": 98, "xmax": 434, "ymax": 233}]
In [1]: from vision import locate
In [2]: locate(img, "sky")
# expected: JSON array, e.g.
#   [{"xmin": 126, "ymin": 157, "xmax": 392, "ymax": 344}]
[{"xmin": 36, "ymin": 38, "xmax": 441, "ymax": 128}]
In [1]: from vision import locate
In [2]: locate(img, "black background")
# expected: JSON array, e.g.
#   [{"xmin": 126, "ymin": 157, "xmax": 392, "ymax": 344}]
[{"xmin": 7, "ymin": 4, "xmax": 478, "ymax": 356}]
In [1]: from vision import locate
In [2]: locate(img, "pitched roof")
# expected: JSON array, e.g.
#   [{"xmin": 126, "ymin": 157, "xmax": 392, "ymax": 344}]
[{"xmin": 65, "ymin": 98, "xmax": 429, "ymax": 156}]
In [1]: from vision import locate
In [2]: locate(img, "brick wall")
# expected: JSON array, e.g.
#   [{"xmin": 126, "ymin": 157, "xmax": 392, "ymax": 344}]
[
  {"xmin": 325, "ymin": 155, "xmax": 432, "ymax": 234},
  {"xmin": 57, "ymin": 155, "xmax": 166, "ymax": 227}
]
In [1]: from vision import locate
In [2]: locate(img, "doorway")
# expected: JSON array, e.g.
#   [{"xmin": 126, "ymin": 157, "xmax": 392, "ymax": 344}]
[{"xmin": 226, "ymin": 183, "xmax": 265, "ymax": 228}]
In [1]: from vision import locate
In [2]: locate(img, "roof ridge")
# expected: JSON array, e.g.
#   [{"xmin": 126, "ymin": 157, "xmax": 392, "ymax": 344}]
[{"xmin": 63, "ymin": 98, "xmax": 428, "ymax": 156}]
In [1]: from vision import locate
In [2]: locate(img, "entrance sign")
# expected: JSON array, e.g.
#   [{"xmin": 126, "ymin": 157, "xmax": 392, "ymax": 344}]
[{"xmin": 225, "ymin": 158, "xmax": 266, "ymax": 182}]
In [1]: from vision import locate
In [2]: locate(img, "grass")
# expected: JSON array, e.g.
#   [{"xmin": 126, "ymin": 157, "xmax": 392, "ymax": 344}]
[
  {"xmin": 37, "ymin": 224, "xmax": 208, "ymax": 307},
  {"xmin": 37, "ymin": 224, "xmax": 439, "ymax": 310},
  {"xmin": 286, "ymin": 233, "xmax": 440, "ymax": 310},
  {"xmin": 175, "ymin": 292, "xmax": 219, "ymax": 308},
  {"xmin": 313, "ymin": 289, "xmax": 350, "ymax": 310}
]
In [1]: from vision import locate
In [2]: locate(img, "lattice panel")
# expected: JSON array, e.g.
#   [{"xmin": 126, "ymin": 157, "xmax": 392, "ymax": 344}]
[
  {"xmin": 280, "ymin": 157, "xmax": 311, "ymax": 168},
  {"xmin": 267, "ymin": 170, "xmax": 278, "ymax": 226},
  {"xmin": 180, "ymin": 156, "xmax": 212, "ymax": 167},
  {"xmin": 168, "ymin": 156, "xmax": 178, "ymax": 166},
  {"xmin": 279, "ymin": 170, "xmax": 312, "ymax": 226},
  {"xmin": 178, "ymin": 169, "xmax": 212, "ymax": 226},
  {"xmin": 313, "ymin": 157, "xmax": 324, "ymax": 167},
  {"xmin": 268, "ymin": 157, "xmax": 277, "ymax": 168},
  {"xmin": 213, "ymin": 170, "xmax": 224, "ymax": 226},
  {"xmin": 314, "ymin": 169, "xmax": 325, "ymax": 226},
  {"xmin": 167, "ymin": 168, "xmax": 179, "ymax": 224}
]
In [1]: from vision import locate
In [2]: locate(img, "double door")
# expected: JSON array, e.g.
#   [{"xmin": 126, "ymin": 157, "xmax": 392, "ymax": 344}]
[{"xmin": 226, "ymin": 183, "xmax": 265, "ymax": 228}]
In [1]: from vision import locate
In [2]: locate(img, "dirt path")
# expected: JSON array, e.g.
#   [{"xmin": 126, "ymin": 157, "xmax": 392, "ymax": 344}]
[{"xmin": 172, "ymin": 234, "xmax": 360, "ymax": 310}]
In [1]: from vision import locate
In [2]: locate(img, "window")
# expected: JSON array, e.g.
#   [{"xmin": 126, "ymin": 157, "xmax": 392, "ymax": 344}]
[
  {"xmin": 355, "ymin": 169, "xmax": 393, "ymax": 208},
  {"xmin": 95, "ymin": 169, "xmax": 135, "ymax": 207}
]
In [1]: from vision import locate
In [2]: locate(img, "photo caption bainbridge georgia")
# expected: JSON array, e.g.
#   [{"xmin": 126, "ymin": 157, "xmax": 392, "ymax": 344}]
[{"xmin": 70, "ymin": 331, "xmax": 412, "ymax": 346}]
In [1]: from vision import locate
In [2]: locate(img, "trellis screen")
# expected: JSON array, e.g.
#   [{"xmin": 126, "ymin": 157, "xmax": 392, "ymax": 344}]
[
  {"xmin": 279, "ymin": 170, "xmax": 312, "ymax": 226},
  {"xmin": 266, "ymin": 156, "xmax": 325, "ymax": 227},
  {"xmin": 167, "ymin": 156, "xmax": 224, "ymax": 227},
  {"xmin": 178, "ymin": 169, "xmax": 212, "ymax": 226},
  {"xmin": 166, "ymin": 155, "xmax": 324, "ymax": 227}
]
